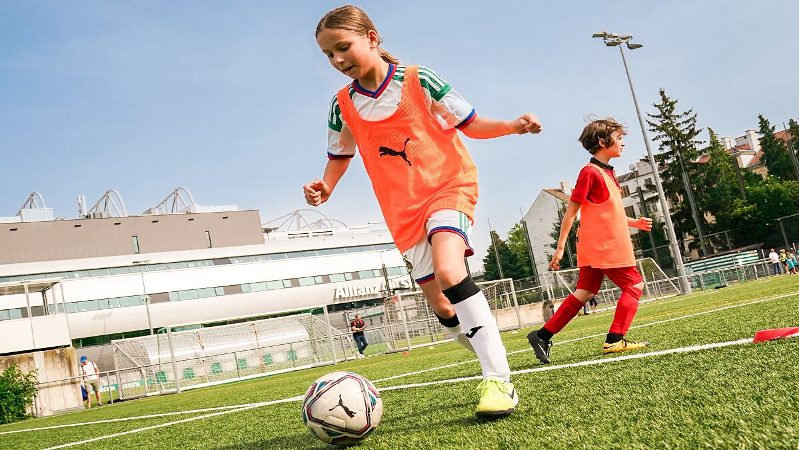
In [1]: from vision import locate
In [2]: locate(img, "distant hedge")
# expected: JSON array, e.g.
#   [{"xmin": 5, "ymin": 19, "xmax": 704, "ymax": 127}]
[{"xmin": 0, "ymin": 364, "xmax": 38, "ymax": 424}]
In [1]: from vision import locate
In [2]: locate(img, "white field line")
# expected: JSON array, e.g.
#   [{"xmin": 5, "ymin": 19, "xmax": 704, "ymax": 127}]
[
  {"xmin": 379, "ymin": 337, "xmax": 759, "ymax": 391},
  {"xmin": 34, "ymin": 335, "xmax": 784, "ymax": 449},
  {"xmin": 373, "ymin": 290, "xmax": 799, "ymax": 383},
  {"xmin": 37, "ymin": 396, "xmax": 304, "ymax": 450},
  {"xmin": 8, "ymin": 290, "xmax": 795, "ymax": 438},
  {"xmin": 2, "ymin": 396, "xmax": 302, "ymax": 436},
  {"xmin": 0, "ymin": 404, "xmax": 258, "ymax": 435},
  {"xmin": 38, "ymin": 406, "xmax": 256, "ymax": 450}
]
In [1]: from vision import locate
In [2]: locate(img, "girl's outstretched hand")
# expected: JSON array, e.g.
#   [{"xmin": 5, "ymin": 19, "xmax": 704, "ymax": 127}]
[
  {"xmin": 303, "ymin": 179, "xmax": 331, "ymax": 206},
  {"xmin": 516, "ymin": 113, "xmax": 542, "ymax": 134}
]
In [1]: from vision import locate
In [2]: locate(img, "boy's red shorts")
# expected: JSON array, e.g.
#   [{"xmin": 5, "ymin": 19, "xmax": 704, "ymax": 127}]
[{"xmin": 575, "ymin": 265, "xmax": 643, "ymax": 294}]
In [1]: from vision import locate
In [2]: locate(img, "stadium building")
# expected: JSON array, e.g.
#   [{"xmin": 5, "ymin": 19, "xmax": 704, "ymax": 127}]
[{"xmin": 0, "ymin": 190, "xmax": 410, "ymax": 370}]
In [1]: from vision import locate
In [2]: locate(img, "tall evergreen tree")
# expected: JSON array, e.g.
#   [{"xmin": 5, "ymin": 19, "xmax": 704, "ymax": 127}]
[
  {"xmin": 482, "ymin": 231, "xmax": 528, "ymax": 281},
  {"xmin": 697, "ymin": 128, "xmax": 741, "ymax": 231},
  {"xmin": 787, "ymin": 119, "xmax": 799, "ymax": 166},
  {"xmin": 758, "ymin": 114, "xmax": 795, "ymax": 181},
  {"xmin": 646, "ymin": 89, "xmax": 708, "ymax": 248},
  {"xmin": 506, "ymin": 223, "xmax": 533, "ymax": 279}
]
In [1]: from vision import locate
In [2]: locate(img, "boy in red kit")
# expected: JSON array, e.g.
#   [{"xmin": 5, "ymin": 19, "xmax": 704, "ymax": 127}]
[{"xmin": 527, "ymin": 118, "xmax": 652, "ymax": 363}]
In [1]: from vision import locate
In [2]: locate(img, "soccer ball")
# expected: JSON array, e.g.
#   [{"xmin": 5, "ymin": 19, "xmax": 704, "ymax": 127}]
[{"xmin": 302, "ymin": 371, "xmax": 383, "ymax": 445}]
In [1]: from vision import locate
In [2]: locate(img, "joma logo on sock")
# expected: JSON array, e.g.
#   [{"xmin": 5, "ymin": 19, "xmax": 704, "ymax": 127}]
[{"xmin": 465, "ymin": 326, "xmax": 483, "ymax": 338}]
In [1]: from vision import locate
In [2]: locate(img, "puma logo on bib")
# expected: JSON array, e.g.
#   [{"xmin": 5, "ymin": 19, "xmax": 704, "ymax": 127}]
[{"xmin": 378, "ymin": 137, "xmax": 411, "ymax": 166}]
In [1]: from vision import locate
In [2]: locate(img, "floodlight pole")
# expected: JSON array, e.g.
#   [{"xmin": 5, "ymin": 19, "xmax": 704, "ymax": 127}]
[
  {"xmin": 133, "ymin": 260, "xmax": 154, "ymax": 335},
  {"xmin": 595, "ymin": 32, "xmax": 691, "ymax": 294}
]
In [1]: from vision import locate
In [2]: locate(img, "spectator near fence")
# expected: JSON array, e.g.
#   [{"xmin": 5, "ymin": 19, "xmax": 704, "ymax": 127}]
[
  {"xmin": 79, "ymin": 356, "xmax": 101, "ymax": 408},
  {"xmin": 769, "ymin": 249, "xmax": 782, "ymax": 275},
  {"xmin": 351, "ymin": 314, "xmax": 368, "ymax": 359}
]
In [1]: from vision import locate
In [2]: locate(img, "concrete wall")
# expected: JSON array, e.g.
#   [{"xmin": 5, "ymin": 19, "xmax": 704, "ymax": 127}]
[
  {"xmin": 0, "ymin": 315, "xmax": 71, "ymax": 355},
  {"xmin": 0, "ymin": 347, "xmax": 83, "ymax": 417},
  {"xmin": 0, "ymin": 210, "xmax": 264, "ymax": 265},
  {"xmin": 494, "ymin": 299, "xmax": 564, "ymax": 330}
]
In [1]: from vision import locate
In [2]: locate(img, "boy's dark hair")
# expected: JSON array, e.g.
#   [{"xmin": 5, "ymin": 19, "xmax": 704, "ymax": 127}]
[{"xmin": 578, "ymin": 118, "xmax": 626, "ymax": 154}]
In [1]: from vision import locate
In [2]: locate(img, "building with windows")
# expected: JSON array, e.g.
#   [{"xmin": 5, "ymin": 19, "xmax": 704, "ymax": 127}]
[{"xmin": 0, "ymin": 205, "xmax": 409, "ymax": 370}]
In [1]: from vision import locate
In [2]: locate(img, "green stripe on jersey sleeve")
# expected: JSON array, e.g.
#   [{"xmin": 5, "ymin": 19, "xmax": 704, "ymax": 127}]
[
  {"xmin": 418, "ymin": 66, "xmax": 451, "ymax": 101},
  {"xmin": 328, "ymin": 96, "xmax": 342, "ymax": 132}
]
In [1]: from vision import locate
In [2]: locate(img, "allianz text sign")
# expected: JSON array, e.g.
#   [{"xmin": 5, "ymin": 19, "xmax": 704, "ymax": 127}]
[{"xmin": 334, "ymin": 278, "xmax": 412, "ymax": 300}]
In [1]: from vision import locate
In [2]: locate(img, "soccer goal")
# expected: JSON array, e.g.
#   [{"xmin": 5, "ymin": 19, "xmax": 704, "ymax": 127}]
[
  {"xmin": 111, "ymin": 309, "xmax": 351, "ymax": 400},
  {"xmin": 550, "ymin": 258, "xmax": 680, "ymax": 310},
  {"xmin": 382, "ymin": 278, "xmax": 522, "ymax": 351}
]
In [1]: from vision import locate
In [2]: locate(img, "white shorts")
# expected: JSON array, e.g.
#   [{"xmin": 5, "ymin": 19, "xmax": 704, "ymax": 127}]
[{"xmin": 401, "ymin": 210, "xmax": 474, "ymax": 284}]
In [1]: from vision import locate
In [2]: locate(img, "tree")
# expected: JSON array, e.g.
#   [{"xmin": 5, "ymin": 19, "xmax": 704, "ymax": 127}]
[
  {"xmin": 482, "ymin": 231, "xmax": 529, "ymax": 281},
  {"xmin": 787, "ymin": 119, "xmax": 799, "ymax": 167},
  {"xmin": 0, "ymin": 364, "xmax": 38, "ymax": 424},
  {"xmin": 696, "ymin": 128, "xmax": 743, "ymax": 232},
  {"xmin": 506, "ymin": 223, "xmax": 533, "ymax": 279},
  {"xmin": 646, "ymin": 89, "xmax": 708, "ymax": 249},
  {"xmin": 758, "ymin": 114, "xmax": 795, "ymax": 181},
  {"xmin": 726, "ymin": 177, "xmax": 799, "ymax": 246}
]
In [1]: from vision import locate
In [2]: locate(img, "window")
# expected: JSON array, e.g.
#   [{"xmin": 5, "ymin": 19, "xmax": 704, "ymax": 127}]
[
  {"xmin": 620, "ymin": 185, "xmax": 631, "ymax": 198},
  {"xmin": 250, "ymin": 282, "xmax": 268, "ymax": 292},
  {"xmin": 108, "ymin": 267, "xmax": 131, "ymax": 275},
  {"xmin": 178, "ymin": 290, "xmax": 198, "ymax": 301},
  {"xmin": 624, "ymin": 206, "xmax": 636, "ymax": 218},
  {"xmin": 298, "ymin": 277, "xmax": 316, "ymax": 286},
  {"xmin": 167, "ymin": 262, "xmax": 187, "ymax": 270},
  {"xmin": 329, "ymin": 273, "xmax": 346, "ymax": 283},
  {"xmin": 76, "ymin": 300, "xmax": 100, "ymax": 312},
  {"xmin": 386, "ymin": 266, "xmax": 405, "ymax": 276},
  {"xmin": 88, "ymin": 269, "xmax": 110, "ymax": 277},
  {"xmin": 205, "ymin": 231, "xmax": 212, "ymax": 248},
  {"xmin": 266, "ymin": 280, "xmax": 285, "ymax": 290},
  {"xmin": 358, "ymin": 270, "xmax": 375, "ymax": 280},
  {"xmin": 132, "ymin": 236, "xmax": 140, "ymax": 254},
  {"xmin": 197, "ymin": 287, "xmax": 217, "ymax": 298}
]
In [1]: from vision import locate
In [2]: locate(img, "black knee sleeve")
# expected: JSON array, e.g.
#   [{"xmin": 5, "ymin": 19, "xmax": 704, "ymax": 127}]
[
  {"xmin": 434, "ymin": 312, "xmax": 460, "ymax": 328},
  {"xmin": 441, "ymin": 276, "xmax": 480, "ymax": 305}
]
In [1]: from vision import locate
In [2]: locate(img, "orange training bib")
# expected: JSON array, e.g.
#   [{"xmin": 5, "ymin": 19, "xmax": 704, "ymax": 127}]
[
  {"xmin": 336, "ymin": 66, "xmax": 478, "ymax": 252},
  {"xmin": 575, "ymin": 163, "xmax": 636, "ymax": 268}
]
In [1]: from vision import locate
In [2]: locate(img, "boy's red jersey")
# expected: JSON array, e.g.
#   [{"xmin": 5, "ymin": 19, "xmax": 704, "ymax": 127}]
[{"xmin": 336, "ymin": 65, "xmax": 478, "ymax": 252}]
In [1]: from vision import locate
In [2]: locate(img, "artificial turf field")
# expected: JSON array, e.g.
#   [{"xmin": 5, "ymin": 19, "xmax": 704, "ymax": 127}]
[{"xmin": 3, "ymin": 275, "xmax": 799, "ymax": 450}]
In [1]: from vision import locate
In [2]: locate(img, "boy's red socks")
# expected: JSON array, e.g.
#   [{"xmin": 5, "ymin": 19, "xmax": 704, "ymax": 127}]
[
  {"xmin": 543, "ymin": 294, "xmax": 585, "ymax": 336},
  {"xmin": 608, "ymin": 285, "xmax": 642, "ymax": 335}
]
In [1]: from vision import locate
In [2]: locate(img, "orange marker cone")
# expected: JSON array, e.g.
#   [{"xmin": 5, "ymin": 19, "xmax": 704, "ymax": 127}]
[{"xmin": 753, "ymin": 327, "xmax": 799, "ymax": 343}]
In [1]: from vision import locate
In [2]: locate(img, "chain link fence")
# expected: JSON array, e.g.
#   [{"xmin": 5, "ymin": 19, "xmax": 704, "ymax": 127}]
[{"xmin": 111, "ymin": 311, "xmax": 353, "ymax": 400}]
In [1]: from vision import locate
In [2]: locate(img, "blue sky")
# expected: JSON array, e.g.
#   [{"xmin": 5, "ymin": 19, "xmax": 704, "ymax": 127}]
[{"xmin": 1, "ymin": 1, "xmax": 797, "ymax": 268}]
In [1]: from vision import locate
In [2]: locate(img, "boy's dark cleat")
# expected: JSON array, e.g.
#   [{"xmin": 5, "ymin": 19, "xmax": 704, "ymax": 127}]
[{"xmin": 527, "ymin": 331, "xmax": 552, "ymax": 364}]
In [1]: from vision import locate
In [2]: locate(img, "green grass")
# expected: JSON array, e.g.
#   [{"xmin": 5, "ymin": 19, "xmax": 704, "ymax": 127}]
[{"xmin": 3, "ymin": 275, "xmax": 799, "ymax": 449}]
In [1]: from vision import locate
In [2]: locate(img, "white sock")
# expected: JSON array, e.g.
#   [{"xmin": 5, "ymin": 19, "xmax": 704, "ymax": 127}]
[
  {"xmin": 444, "ymin": 324, "xmax": 475, "ymax": 353},
  {"xmin": 445, "ymin": 278, "xmax": 511, "ymax": 382}
]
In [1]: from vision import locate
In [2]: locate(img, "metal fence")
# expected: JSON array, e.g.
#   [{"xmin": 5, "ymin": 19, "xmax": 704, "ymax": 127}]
[
  {"xmin": 60, "ymin": 258, "xmax": 783, "ymax": 403},
  {"xmin": 111, "ymin": 310, "xmax": 355, "ymax": 399}
]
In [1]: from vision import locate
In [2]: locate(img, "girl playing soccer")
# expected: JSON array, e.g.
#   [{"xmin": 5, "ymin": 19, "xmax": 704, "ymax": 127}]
[{"xmin": 304, "ymin": 5, "xmax": 541, "ymax": 418}]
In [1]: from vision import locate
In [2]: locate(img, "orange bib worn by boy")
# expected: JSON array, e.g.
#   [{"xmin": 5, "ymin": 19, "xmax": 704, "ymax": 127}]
[
  {"xmin": 575, "ymin": 163, "xmax": 636, "ymax": 269},
  {"xmin": 336, "ymin": 65, "xmax": 478, "ymax": 252}
]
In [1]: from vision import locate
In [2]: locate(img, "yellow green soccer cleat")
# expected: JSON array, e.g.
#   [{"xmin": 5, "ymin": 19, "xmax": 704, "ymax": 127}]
[
  {"xmin": 602, "ymin": 338, "xmax": 650, "ymax": 354},
  {"xmin": 475, "ymin": 378, "xmax": 518, "ymax": 419}
]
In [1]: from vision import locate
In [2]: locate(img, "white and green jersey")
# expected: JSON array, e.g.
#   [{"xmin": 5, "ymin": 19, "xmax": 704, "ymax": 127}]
[{"xmin": 327, "ymin": 64, "xmax": 476, "ymax": 159}]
